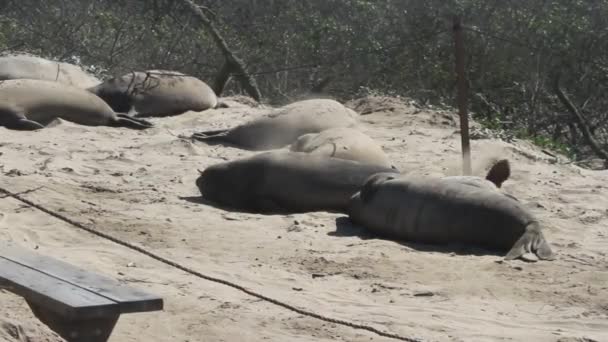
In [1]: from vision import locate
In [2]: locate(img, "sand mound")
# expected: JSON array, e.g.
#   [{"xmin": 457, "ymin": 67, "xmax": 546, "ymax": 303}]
[{"xmin": 0, "ymin": 97, "xmax": 606, "ymax": 342}]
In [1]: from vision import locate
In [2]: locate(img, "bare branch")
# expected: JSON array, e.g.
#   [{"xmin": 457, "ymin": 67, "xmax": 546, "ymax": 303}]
[{"xmin": 554, "ymin": 74, "xmax": 608, "ymax": 166}]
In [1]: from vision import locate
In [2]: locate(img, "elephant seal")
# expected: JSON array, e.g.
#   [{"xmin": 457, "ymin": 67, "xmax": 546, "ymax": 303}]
[
  {"xmin": 348, "ymin": 166, "xmax": 554, "ymax": 261},
  {"xmin": 0, "ymin": 53, "xmax": 100, "ymax": 88},
  {"xmin": 191, "ymin": 99, "xmax": 359, "ymax": 150},
  {"xmin": 196, "ymin": 151, "xmax": 398, "ymax": 214},
  {"xmin": 0, "ymin": 79, "xmax": 153, "ymax": 130},
  {"xmin": 289, "ymin": 127, "xmax": 395, "ymax": 169},
  {"xmin": 87, "ymin": 70, "xmax": 218, "ymax": 117}
]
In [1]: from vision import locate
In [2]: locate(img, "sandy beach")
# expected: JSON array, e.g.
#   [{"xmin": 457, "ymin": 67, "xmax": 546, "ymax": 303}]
[{"xmin": 1, "ymin": 95, "xmax": 606, "ymax": 342}]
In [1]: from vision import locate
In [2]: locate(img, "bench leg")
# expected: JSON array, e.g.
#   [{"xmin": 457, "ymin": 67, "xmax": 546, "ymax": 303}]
[{"xmin": 27, "ymin": 301, "xmax": 119, "ymax": 342}]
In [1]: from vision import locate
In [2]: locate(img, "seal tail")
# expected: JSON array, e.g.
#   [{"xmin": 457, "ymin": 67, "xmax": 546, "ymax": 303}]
[
  {"xmin": 112, "ymin": 114, "xmax": 154, "ymax": 130},
  {"xmin": 485, "ymin": 159, "xmax": 511, "ymax": 188},
  {"xmin": 505, "ymin": 222, "xmax": 555, "ymax": 261}
]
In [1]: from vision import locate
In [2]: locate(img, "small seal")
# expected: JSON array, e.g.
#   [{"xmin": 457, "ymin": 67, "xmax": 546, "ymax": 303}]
[{"xmin": 290, "ymin": 127, "xmax": 395, "ymax": 169}]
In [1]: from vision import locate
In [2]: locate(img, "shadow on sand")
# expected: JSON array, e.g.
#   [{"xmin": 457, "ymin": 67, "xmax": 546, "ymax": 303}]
[
  {"xmin": 178, "ymin": 195, "xmax": 326, "ymax": 216},
  {"xmin": 181, "ymin": 196, "xmax": 504, "ymax": 258},
  {"xmin": 330, "ymin": 216, "xmax": 505, "ymax": 258}
]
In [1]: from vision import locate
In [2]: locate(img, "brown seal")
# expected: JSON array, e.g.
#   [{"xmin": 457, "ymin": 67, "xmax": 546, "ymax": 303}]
[{"xmin": 87, "ymin": 70, "xmax": 218, "ymax": 117}]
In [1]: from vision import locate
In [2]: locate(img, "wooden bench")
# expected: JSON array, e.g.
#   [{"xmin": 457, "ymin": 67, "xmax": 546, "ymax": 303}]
[{"xmin": 0, "ymin": 243, "xmax": 164, "ymax": 342}]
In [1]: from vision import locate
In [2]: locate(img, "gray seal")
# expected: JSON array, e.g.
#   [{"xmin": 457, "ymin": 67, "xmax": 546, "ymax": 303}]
[
  {"xmin": 195, "ymin": 151, "xmax": 398, "ymax": 214},
  {"xmin": 191, "ymin": 99, "xmax": 359, "ymax": 150},
  {"xmin": 289, "ymin": 127, "xmax": 395, "ymax": 169},
  {"xmin": 348, "ymin": 164, "xmax": 554, "ymax": 261},
  {"xmin": 0, "ymin": 79, "xmax": 153, "ymax": 130},
  {"xmin": 87, "ymin": 70, "xmax": 218, "ymax": 117},
  {"xmin": 0, "ymin": 53, "xmax": 100, "ymax": 88}
]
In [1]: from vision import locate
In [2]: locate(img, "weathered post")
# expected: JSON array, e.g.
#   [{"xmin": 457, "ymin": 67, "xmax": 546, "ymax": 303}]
[{"xmin": 453, "ymin": 15, "xmax": 472, "ymax": 175}]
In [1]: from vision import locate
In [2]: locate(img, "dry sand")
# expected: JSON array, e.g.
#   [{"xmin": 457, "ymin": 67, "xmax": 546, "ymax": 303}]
[{"xmin": 0, "ymin": 96, "xmax": 606, "ymax": 342}]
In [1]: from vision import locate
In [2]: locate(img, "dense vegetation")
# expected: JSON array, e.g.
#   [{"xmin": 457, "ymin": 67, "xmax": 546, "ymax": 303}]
[{"xmin": 1, "ymin": 0, "xmax": 606, "ymax": 167}]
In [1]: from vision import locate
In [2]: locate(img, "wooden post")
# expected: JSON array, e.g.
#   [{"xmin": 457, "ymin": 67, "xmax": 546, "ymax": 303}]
[{"xmin": 453, "ymin": 15, "xmax": 472, "ymax": 175}]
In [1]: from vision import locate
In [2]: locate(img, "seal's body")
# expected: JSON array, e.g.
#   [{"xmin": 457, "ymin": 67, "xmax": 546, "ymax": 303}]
[
  {"xmin": 88, "ymin": 70, "xmax": 217, "ymax": 117},
  {"xmin": 0, "ymin": 79, "xmax": 152, "ymax": 130},
  {"xmin": 348, "ymin": 172, "xmax": 555, "ymax": 261},
  {"xmin": 290, "ymin": 127, "xmax": 394, "ymax": 168},
  {"xmin": 192, "ymin": 99, "xmax": 359, "ymax": 150},
  {"xmin": 196, "ymin": 151, "xmax": 398, "ymax": 214},
  {"xmin": 0, "ymin": 54, "xmax": 100, "ymax": 88}
]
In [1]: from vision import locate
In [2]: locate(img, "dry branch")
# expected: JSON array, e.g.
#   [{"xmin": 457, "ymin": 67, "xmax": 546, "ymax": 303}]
[
  {"xmin": 554, "ymin": 75, "xmax": 608, "ymax": 166},
  {"xmin": 180, "ymin": 0, "xmax": 262, "ymax": 101}
]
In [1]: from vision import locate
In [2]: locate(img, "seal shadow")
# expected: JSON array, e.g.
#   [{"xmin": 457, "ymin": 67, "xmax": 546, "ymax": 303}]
[
  {"xmin": 178, "ymin": 195, "xmax": 311, "ymax": 216},
  {"xmin": 330, "ymin": 216, "xmax": 504, "ymax": 258}
]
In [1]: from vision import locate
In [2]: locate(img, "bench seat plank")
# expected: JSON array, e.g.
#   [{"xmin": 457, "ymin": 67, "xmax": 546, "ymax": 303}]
[
  {"xmin": 0, "ymin": 243, "xmax": 163, "ymax": 314},
  {"xmin": 0, "ymin": 257, "xmax": 118, "ymax": 319}
]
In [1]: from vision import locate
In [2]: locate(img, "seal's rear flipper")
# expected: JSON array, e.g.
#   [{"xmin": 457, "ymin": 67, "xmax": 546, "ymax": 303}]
[
  {"xmin": 505, "ymin": 223, "xmax": 555, "ymax": 261},
  {"xmin": 117, "ymin": 114, "xmax": 154, "ymax": 127},
  {"xmin": 194, "ymin": 128, "xmax": 229, "ymax": 136},
  {"xmin": 486, "ymin": 159, "xmax": 511, "ymax": 188},
  {"xmin": 359, "ymin": 172, "xmax": 398, "ymax": 204},
  {"xmin": 134, "ymin": 109, "xmax": 188, "ymax": 118},
  {"xmin": 7, "ymin": 119, "xmax": 45, "ymax": 131},
  {"xmin": 191, "ymin": 130, "xmax": 230, "ymax": 143},
  {"xmin": 112, "ymin": 116, "xmax": 154, "ymax": 130}
]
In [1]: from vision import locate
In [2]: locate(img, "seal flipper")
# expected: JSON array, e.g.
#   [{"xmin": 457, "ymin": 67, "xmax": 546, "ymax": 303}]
[
  {"xmin": 505, "ymin": 222, "xmax": 555, "ymax": 261},
  {"xmin": 359, "ymin": 173, "xmax": 398, "ymax": 204},
  {"xmin": 134, "ymin": 109, "xmax": 188, "ymax": 118},
  {"xmin": 116, "ymin": 113, "xmax": 154, "ymax": 127},
  {"xmin": 191, "ymin": 129, "xmax": 231, "ymax": 144},
  {"xmin": 5, "ymin": 118, "xmax": 45, "ymax": 130},
  {"xmin": 110, "ymin": 116, "xmax": 154, "ymax": 130},
  {"xmin": 0, "ymin": 108, "xmax": 45, "ymax": 130},
  {"xmin": 486, "ymin": 159, "xmax": 511, "ymax": 188}
]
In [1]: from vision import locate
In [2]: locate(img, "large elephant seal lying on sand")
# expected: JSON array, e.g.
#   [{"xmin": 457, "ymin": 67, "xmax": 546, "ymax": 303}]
[
  {"xmin": 290, "ymin": 127, "xmax": 395, "ymax": 169},
  {"xmin": 196, "ymin": 151, "xmax": 398, "ymax": 214},
  {"xmin": 0, "ymin": 53, "xmax": 100, "ymax": 88},
  {"xmin": 0, "ymin": 79, "xmax": 153, "ymax": 130},
  {"xmin": 191, "ymin": 99, "xmax": 359, "ymax": 150},
  {"xmin": 87, "ymin": 70, "xmax": 218, "ymax": 117},
  {"xmin": 348, "ymin": 163, "xmax": 554, "ymax": 261}
]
